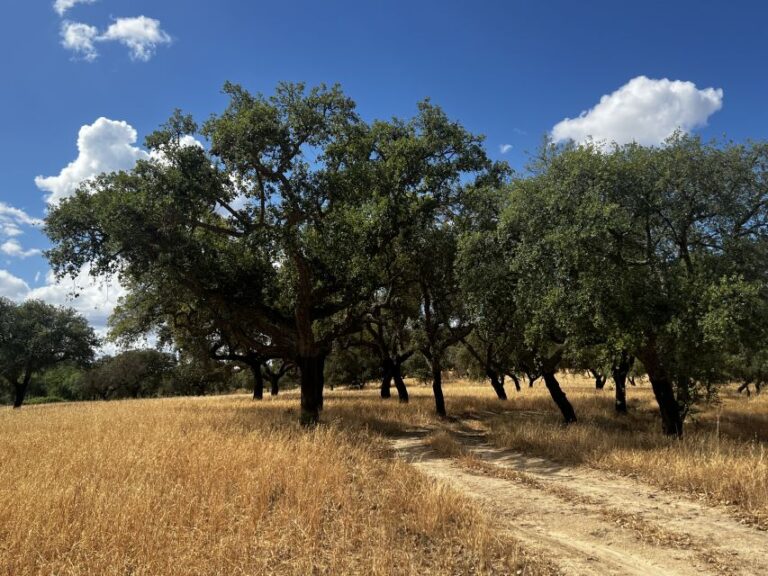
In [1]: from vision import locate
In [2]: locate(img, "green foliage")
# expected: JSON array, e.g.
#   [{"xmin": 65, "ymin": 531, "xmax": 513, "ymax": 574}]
[
  {"xmin": 325, "ymin": 344, "xmax": 379, "ymax": 388},
  {"xmin": 167, "ymin": 355, "xmax": 239, "ymax": 397},
  {"xmin": 24, "ymin": 396, "xmax": 67, "ymax": 405},
  {"xmin": 37, "ymin": 81, "xmax": 768, "ymax": 432},
  {"xmin": 80, "ymin": 349, "xmax": 176, "ymax": 400},
  {"xmin": 33, "ymin": 363, "xmax": 87, "ymax": 401},
  {"xmin": 0, "ymin": 298, "xmax": 98, "ymax": 406},
  {"xmin": 498, "ymin": 134, "xmax": 768, "ymax": 422}
]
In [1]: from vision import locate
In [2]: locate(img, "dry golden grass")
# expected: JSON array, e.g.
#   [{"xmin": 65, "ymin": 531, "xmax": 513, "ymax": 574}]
[
  {"xmin": 0, "ymin": 393, "xmax": 549, "ymax": 576},
  {"xmin": 3, "ymin": 373, "xmax": 767, "ymax": 575}
]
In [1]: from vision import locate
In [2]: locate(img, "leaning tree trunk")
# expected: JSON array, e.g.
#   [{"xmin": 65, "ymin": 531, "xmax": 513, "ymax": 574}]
[
  {"xmin": 380, "ymin": 357, "xmax": 394, "ymax": 399},
  {"xmin": 640, "ymin": 348, "xmax": 683, "ymax": 436},
  {"xmin": 508, "ymin": 373, "xmax": 521, "ymax": 392},
  {"xmin": 392, "ymin": 359, "xmax": 409, "ymax": 403},
  {"xmin": 429, "ymin": 356, "xmax": 447, "ymax": 417},
  {"xmin": 12, "ymin": 368, "xmax": 32, "ymax": 409},
  {"xmin": 542, "ymin": 370, "xmax": 577, "ymax": 423},
  {"xmin": 487, "ymin": 369, "xmax": 508, "ymax": 400},
  {"xmin": 737, "ymin": 381, "xmax": 752, "ymax": 396},
  {"xmin": 297, "ymin": 354, "xmax": 326, "ymax": 426},
  {"xmin": 251, "ymin": 364, "xmax": 264, "ymax": 400},
  {"xmin": 611, "ymin": 352, "xmax": 632, "ymax": 414}
]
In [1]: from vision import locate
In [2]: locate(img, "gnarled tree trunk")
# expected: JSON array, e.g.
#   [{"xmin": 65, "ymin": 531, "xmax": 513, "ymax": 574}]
[
  {"xmin": 270, "ymin": 376, "xmax": 279, "ymax": 396},
  {"xmin": 392, "ymin": 358, "xmax": 409, "ymax": 403},
  {"xmin": 487, "ymin": 369, "xmax": 507, "ymax": 400},
  {"xmin": 251, "ymin": 363, "xmax": 264, "ymax": 400},
  {"xmin": 427, "ymin": 355, "xmax": 446, "ymax": 417},
  {"xmin": 611, "ymin": 352, "xmax": 632, "ymax": 414},
  {"xmin": 640, "ymin": 347, "xmax": 683, "ymax": 436},
  {"xmin": 12, "ymin": 367, "xmax": 32, "ymax": 409},
  {"xmin": 297, "ymin": 354, "xmax": 326, "ymax": 426},
  {"xmin": 380, "ymin": 356, "xmax": 393, "ymax": 399},
  {"xmin": 590, "ymin": 369, "xmax": 607, "ymax": 390},
  {"xmin": 542, "ymin": 370, "xmax": 577, "ymax": 423}
]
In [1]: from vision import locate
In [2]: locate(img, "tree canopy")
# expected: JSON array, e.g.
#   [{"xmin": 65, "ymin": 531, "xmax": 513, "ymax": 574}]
[
  {"xmin": 45, "ymin": 81, "xmax": 498, "ymax": 425},
  {"xmin": 0, "ymin": 298, "xmax": 97, "ymax": 408},
  {"xmin": 41, "ymin": 81, "xmax": 768, "ymax": 436}
]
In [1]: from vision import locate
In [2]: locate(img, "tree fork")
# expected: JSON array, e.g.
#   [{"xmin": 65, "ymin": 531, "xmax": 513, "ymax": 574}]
[
  {"xmin": 487, "ymin": 369, "xmax": 508, "ymax": 400},
  {"xmin": 611, "ymin": 352, "xmax": 632, "ymax": 414},
  {"xmin": 392, "ymin": 359, "xmax": 409, "ymax": 403},
  {"xmin": 589, "ymin": 369, "xmax": 606, "ymax": 390}
]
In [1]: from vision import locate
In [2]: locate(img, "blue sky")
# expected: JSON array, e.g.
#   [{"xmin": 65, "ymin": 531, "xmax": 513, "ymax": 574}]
[{"xmin": 1, "ymin": 0, "xmax": 767, "ymax": 333}]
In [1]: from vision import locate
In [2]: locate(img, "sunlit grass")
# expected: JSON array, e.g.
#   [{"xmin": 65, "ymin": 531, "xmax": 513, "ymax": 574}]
[
  {"xmin": 0, "ymin": 394, "xmax": 544, "ymax": 576},
  {"xmin": 3, "ymin": 373, "xmax": 766, "ymax": 575}
]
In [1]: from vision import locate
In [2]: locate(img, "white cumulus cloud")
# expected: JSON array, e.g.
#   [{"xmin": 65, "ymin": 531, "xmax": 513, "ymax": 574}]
[
  {"xmin": 35, "ymin": 117, "xmax": 149, "ymax": 204},
  {"xmin": 53, "ymin": 0, "xmax": 97, "ymax": 17},
  {"xmin": 27, "ymin": 267, "xmax": 126, "ymax": 332},
  {"xmin": 28, "ymin": 119, "xmax": 202, "ymax": 334},
  {"xmin": 99, "ymin": 16, "xmax": 172, "ymax": 61},
  {"xmin": 551, "ymin": 76, "xmax": 724, "ymax": 146},
  {"xmin": 59, "ymin": 16, "xmax": 172, "ymax": 62},
  {"xmin": 60, "ymin": 20, "xmax": 99, "ymax": 61},
  {"xmin": 1, "ymin": 240, "xmax": 41, "ymax": 259},
  {"xmin": 0, "ymin": 270, "xmax": 31, "ymax": 301},
  {"xmin": 0, "ymin": 265, "xmax": 124, "ymax": 345}
]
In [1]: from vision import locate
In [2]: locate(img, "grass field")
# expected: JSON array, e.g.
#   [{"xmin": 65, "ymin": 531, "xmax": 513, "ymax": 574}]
[
  {"xmin": 0, "ymin": 391, "xmax": 544, "ymax": 576},
  {"xmin": 2, "ymin": 374, "xmax": 767, "ymax": 575}
]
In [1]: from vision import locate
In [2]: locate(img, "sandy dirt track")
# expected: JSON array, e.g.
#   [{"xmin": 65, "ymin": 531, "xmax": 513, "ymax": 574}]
[{"xmin": 392, "ymin": 430, "xmax": 768, "ymax": 576}]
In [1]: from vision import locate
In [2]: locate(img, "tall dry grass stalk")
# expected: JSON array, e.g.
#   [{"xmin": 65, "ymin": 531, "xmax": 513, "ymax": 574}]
[{"xmin": 0, "ymin": 395, "xmax": 542, "ymax": 576}]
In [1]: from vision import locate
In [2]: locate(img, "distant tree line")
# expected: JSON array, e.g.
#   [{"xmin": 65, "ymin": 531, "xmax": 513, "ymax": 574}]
[
  {"xmin": 0, "ymin": 341, "xmax": 299, "ymax": 406},
  {"xmin": 42, "ymin": 81, "xmax": 768, "ymax": 436}
]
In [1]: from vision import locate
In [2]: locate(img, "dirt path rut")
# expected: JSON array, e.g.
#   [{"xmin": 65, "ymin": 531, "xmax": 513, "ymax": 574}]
[{"xmin": 392, "ymin": 432, "xmax": 768, "ymax": 576}]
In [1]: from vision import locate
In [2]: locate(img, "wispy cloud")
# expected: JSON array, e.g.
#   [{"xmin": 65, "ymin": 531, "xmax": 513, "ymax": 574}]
[
  {"xmin": 552, "ymin": 76, "xmax": 723, "ymax": 146},
  {"xmin": 0, "ymin": 202, "xmax": 42, "ymax": 242},
  {"xmin": 499, "ymin": 144, "xmax": 513, "ymax": 154},
  {"xmin": 1, "ymin": 240, "xmax": 41, "ymax": 259},
  {"xmin": 53, "ymin": 0, "xmax": 97, "ymax": 17}
]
